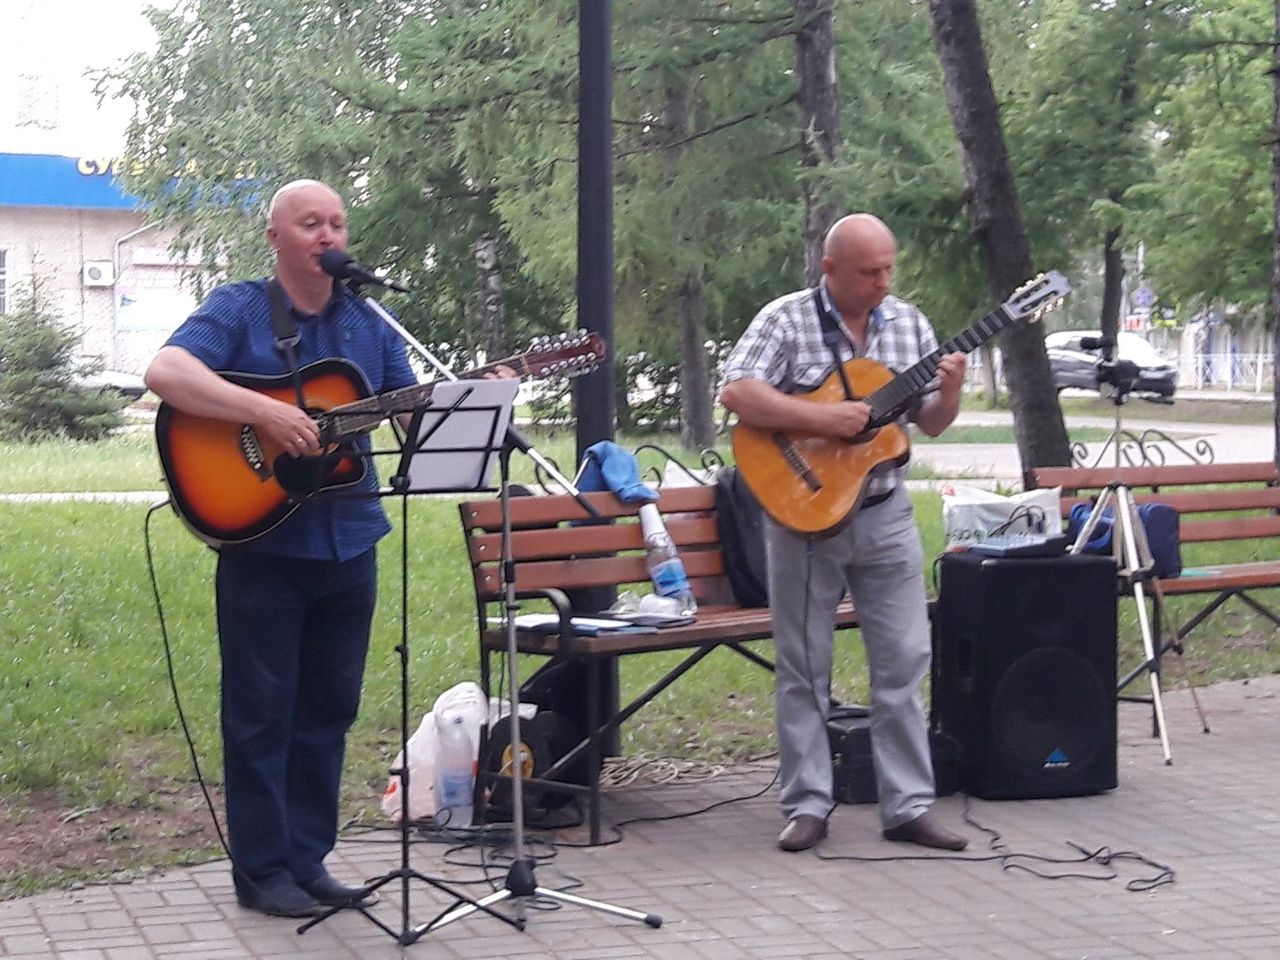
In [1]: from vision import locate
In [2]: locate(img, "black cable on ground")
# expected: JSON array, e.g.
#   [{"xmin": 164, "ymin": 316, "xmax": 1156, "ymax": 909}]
[{"xmin": 816, "ymin": 792, "xmax": 1175, "ymax": 892}]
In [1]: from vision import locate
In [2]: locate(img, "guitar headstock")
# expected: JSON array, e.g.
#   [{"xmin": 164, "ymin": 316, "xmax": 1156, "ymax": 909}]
[
  {"xmin": 1004, "ymin": 270, "xmax": 1072, "ymax": 323},
  {"xmin": 519, "ymin": 330, "xmax": 606, "ymax": 380}
]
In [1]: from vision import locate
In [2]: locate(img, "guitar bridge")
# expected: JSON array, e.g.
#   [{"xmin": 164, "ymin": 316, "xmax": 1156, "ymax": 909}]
[
  {"xmin": 240, "ymin": 426, "xmax": 272, "ymax": 479},
  {"xmin": 773, "ymin": 433, "xmax": 823, "ymax": 492}
]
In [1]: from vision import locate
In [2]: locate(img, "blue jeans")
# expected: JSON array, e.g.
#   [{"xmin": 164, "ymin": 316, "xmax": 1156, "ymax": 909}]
[{"xmin": 215, "ymin": 548, "xmax": 377, "ymax": 896}]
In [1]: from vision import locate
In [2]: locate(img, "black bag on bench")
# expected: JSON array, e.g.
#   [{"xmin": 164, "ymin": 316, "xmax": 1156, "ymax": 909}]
[
  {"xmin": 715, "ymin": 466, "xmax": 770, "ymax": 607},
  {"xmin": 1068, "ymin": 501, "xmax": 1182, "ymax": 579}
]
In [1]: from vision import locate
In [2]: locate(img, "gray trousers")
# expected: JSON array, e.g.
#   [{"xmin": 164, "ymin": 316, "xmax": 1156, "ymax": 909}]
[{"xmin": 765, "ymin": 486, "xmax": 934, "ymax": 828}]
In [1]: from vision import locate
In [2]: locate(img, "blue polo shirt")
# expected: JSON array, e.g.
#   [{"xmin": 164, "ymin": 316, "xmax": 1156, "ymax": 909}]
[{"xmin": 165, "ymin": 278, "xmax": 418, "ymax": 560}]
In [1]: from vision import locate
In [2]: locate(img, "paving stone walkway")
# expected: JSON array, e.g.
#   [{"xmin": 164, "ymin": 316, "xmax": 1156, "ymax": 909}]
[{"xmin": 3, "ymin": 673, "xmax": 1279, "ymax": 959}]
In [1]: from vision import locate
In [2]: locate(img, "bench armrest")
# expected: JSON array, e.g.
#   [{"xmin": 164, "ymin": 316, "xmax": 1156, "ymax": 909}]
[{"xmin": 511, "ymin": 587, "xmax": 574, "ymax": 636}]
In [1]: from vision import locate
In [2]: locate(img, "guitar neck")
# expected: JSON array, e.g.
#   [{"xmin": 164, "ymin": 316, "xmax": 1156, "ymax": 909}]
[
  {"xmin": 867, "ymin": 304, "xmax": 1015, "ymax": 424},
  {"xmin": 316, "ymin": 351, "xmax": 537, "ymax": 443}
]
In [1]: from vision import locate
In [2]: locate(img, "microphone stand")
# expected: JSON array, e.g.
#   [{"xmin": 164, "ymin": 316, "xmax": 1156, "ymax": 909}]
[
  {"xmin": 339, "ymin": 278, "xmax": 659, "ymax": 936},
  {"xmin": 415, "ymin": 436, "xmax": 661, "ymax": 935}
]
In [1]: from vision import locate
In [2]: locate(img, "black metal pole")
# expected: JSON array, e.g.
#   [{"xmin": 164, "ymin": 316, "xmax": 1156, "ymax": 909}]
[
  {"xmin": 575, "ymin": 0, "xmax": 616, "ymax": 459},
  {"xmin": 572, "ymin": 0, "xmax": 621, "ymax": 755}
]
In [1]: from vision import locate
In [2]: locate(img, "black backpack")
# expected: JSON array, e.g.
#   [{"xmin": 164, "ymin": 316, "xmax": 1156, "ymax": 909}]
[{"xmin": 714, "ymin": 466, "xmax": 770, "ymax": 607}]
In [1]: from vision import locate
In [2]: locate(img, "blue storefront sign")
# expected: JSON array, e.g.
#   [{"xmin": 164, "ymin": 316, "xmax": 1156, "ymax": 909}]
[{"xmin": 0, "ymin": 152, "xmax": 140, "ymax": 210}]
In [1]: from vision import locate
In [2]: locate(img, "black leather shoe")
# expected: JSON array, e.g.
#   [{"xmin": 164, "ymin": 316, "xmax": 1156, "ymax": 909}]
[
  {"xmin": 300, "ymin": 872, "xmax": 379, "ymax": 908},
  {"xmin": 777, "ymin": 814, "xmax": 829, "ymax": 852},
  {"xmin": 883, "ymin": 811, "xmax": 968, "ymax": 851},
  {"xmin": 236, "ymin": 882, "xmax": 324, "ymax": 918}
]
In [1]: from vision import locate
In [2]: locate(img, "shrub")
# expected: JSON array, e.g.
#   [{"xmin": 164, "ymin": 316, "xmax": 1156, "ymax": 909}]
[{"xmin": 0, "ymin": 276, "xmax": 126, "ymax": 441}]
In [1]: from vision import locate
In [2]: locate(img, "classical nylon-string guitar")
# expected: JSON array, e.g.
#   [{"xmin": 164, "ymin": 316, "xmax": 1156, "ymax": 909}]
[{"xmin": 732, "ymin": 272, "xmax": 1071, "ymax": 536}]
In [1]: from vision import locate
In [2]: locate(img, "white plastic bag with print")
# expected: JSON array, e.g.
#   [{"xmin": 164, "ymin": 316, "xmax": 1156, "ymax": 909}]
[
  {"xmin": 940, "ymin": 483, "xmax": 1062, "ymax": 550},
  {"xmin": 381, "ymin": 713, "xmax": 439, "ymax": 822},
  {"xmin": 381, "ymin": 682, "xmax": 488, "ymax": 822}
]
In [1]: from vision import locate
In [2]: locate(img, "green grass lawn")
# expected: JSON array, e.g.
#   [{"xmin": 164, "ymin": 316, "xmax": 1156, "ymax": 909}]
[{"xmin": 1, "ymin": 417, "xmax": 1277, "ymax": 895}]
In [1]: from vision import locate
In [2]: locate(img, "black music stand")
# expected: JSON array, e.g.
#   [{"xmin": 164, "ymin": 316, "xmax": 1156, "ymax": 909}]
[{"xmin": 300, "ymin": 379, "xmax": 524, "ymax": 945}]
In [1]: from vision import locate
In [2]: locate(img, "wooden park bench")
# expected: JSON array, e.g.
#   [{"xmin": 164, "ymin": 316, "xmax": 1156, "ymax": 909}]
[{"xmin": 457, "ymin": 482, "xmax": 859, "ymax": 843}]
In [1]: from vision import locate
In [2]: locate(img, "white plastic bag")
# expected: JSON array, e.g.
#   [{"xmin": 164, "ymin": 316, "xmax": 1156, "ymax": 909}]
[
  {"xmin": 941, "ymin": 484, "xmax": 1062, "ymax": 549},
  {"xmin": 381, "ymin": 713, "xmax": 439, "ymax": 821},
  {"xmin": 380, "ymin": 681, "xmax": 537, "ymax": 822}
]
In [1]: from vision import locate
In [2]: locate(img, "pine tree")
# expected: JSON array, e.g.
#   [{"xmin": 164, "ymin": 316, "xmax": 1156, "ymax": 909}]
[{"xmin": 0, "ymin": 277, "xmax": 127, "ymax": 441}]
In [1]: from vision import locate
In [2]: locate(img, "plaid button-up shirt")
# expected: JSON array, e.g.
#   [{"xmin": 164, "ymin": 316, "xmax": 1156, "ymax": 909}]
[{"xmin": 721, "ymin": 280, "xmax": 941, "ymax": 497}]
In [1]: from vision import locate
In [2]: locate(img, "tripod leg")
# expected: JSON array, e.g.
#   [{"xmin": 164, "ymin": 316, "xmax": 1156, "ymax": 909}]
[
  {"xmin": 531, "ymin": 886, "xmax": 662, "ymax": 927},
  {"xmin": 1069, "ymin": 486, "xmax": 1115, "ymax": 556},
  {"xmin": 1114, "ymin": 489, "xmax": 1173, "ymax": 764},
  {"xmin": 1150, "ymin": 580, "xmax": 1211, "ymax": 734},
  {"xmin": 413, "ymin": 888, "xmax": 517, "ymax": 937}
]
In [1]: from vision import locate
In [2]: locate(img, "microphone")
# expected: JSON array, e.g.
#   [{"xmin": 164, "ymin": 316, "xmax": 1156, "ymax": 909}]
[{"xmin": 319, "ymin": 249, "xmax": 409, "ymax": 293}]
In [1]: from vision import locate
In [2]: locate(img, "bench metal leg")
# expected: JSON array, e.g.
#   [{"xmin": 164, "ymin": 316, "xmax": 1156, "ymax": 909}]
[
  {"xmin": 1175, "ymin": 591, "xmax": 1234, "ymax": 641},
  {"xmin": 587, "ymin": 656, "xmax": 601, "ymax": 845},
  {"xmin": 1238, "ymin": 591, "xmax": 1280, "ymax": 628},
  {"xmin": 726, "ymin": 641, "xmax": 775, "ymax": 672},
  {"xmin": 1176, "ymin": 589, "xmax": 1280, "ymax": 641},
  {"xmin": 531, "ymin": 643, "xmax": 735, "ymax": 845}
]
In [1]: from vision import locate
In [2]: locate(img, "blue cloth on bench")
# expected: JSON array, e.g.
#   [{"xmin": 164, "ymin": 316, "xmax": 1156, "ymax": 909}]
[{"xmin": 577, "ymin": 441, "xmax": 659, "ymax": 502}]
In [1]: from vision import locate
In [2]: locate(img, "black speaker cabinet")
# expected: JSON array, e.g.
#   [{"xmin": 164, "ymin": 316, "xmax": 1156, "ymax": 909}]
[{"xmin": 935, "ymin": 552, "xmax": 1118, "ymax": 800}]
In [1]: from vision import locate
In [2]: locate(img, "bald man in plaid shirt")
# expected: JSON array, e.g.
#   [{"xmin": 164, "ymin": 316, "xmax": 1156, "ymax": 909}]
[{"xmin": 720, "ymin": 214, "xmax": 970, "ymax": 854}]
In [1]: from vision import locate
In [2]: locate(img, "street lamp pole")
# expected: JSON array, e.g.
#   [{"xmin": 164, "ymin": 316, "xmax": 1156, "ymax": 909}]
[{"xmin": 575, "ymin": 0, "xmax": 615, "ymax": 460}]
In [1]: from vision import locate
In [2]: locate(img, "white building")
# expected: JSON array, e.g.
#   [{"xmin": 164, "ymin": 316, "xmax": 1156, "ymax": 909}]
[{"xmin": 0, "ymin": 152, "xmax": 193, "ymax": 375}]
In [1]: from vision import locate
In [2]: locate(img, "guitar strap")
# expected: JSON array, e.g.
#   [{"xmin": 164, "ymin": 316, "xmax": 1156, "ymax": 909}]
[
  {"xmin": 810, "ymin": 288, "xmax": 857, "ymax": 401},
  {"xmin": 267, "ymin": 278, "xmax": 308, "ymax": 410}
]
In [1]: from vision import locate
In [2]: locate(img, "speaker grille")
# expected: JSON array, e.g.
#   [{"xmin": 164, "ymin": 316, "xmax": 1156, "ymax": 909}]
[{"xmin": 991, "ymin": 646, "xmax": 1111, "ymax": 792}]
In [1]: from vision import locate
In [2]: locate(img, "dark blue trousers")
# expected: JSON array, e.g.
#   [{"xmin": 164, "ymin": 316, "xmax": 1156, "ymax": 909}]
[{"xmin": 215, "ymin": 548, "xmax": 377, "ymax": 897}]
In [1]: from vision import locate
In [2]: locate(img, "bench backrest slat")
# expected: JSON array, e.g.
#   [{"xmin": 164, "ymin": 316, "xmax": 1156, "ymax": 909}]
[
  {"xmin": 470, "ymin": 550, "xmax": 727, "ymax": 598},
  {"xmin": 1058, "ymin": 487, "xmax": 1280, "ymax": 517},
  {"xmin": 462, "ymin": 486, "xmax": 718, "ymax": 530},
  {"xmin": 1031, "ymin": 461, "xmax": 1279, "ymax": 491},
  {"xmin": 1028, "ymin": 460, "xmax": 1280, "ymax": 550},
  {"xmin": 1179, "ymin": 515, "xmax": 1280, "ymax": 543},
  {"xmin": 460, "ymin": 484, "xmax": 727, "ymax": 603},
  {"xmin": 465, "ymin": 516, "xmax": 722, "ymax": 565}
]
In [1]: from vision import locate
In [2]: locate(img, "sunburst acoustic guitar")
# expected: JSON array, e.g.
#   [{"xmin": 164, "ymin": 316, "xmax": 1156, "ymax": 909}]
[
  {"xmin": 732, "ymin": 272, "xmax": 1071, "ymax": 537},
  {"xmin": 157, "ymin": 331, "xmax": 604, "ymax": 546}
]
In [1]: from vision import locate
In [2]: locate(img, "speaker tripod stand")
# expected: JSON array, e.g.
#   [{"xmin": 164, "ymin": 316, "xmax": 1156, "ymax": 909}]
[
  {"xmin": 1068, "ymin": 340, "xmax": 1209, "ymax": 764},
  {"xmin": 415, "ymin": 434, "xmax": 662, "ymax": 936}
]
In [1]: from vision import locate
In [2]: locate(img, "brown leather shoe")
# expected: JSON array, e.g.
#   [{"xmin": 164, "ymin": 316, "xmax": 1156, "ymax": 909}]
[
  {"xmin": 883, "ymin": 810, "xmax": 968, "ymax": 851},
  {"xmin": 777, "ymin": 814, "xmax": 829, "ymax": 852}
]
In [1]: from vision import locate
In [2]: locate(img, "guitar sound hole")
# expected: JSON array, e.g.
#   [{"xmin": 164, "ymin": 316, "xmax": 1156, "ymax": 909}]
[{"xmin": 273, "ymin": 453, "xmax": 328, "ymax": 496}]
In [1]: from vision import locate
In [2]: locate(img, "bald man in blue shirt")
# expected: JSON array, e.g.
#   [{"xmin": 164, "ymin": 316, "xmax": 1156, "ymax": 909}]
[{"xmin": 146, "ymin": 180, "xmax": 416, "ymax": 918}]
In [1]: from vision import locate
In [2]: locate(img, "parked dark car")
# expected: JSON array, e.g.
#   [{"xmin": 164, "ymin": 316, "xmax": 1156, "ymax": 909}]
[{"xmin": 1045, "ymin": 331, "xmax": 1177, "ymax": 401}]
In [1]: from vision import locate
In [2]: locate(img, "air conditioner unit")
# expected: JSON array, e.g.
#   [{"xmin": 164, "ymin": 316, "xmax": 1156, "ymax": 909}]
[{"xmin": 83, "ymin": 260, "xmax": 116, "ymax": 287}]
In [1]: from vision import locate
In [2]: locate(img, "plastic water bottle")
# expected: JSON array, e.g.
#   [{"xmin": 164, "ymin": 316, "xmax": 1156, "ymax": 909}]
[
  {"xmin": 639, "ymin": 504, "xmax": 698, "ymax": 616},
  {"xmin": 434, "ymin": 711, "xmax": 475, "ymax": 828}
]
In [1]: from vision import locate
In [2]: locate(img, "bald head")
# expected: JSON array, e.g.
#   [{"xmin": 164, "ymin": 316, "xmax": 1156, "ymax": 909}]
[
  {"xmin": 821, "ymin": 214, "xmax": 897, "ymax": 322},
  {"xmin": 265, "ymin": 179, "xmax": 348, "ymax": 300},
  {"xmin": 823, "ymin": 214, "xmax": 895, "ymax": 262},
  {"xmin": 267, "ymin": 179, "xmax": 342, "ymax": 226}
]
